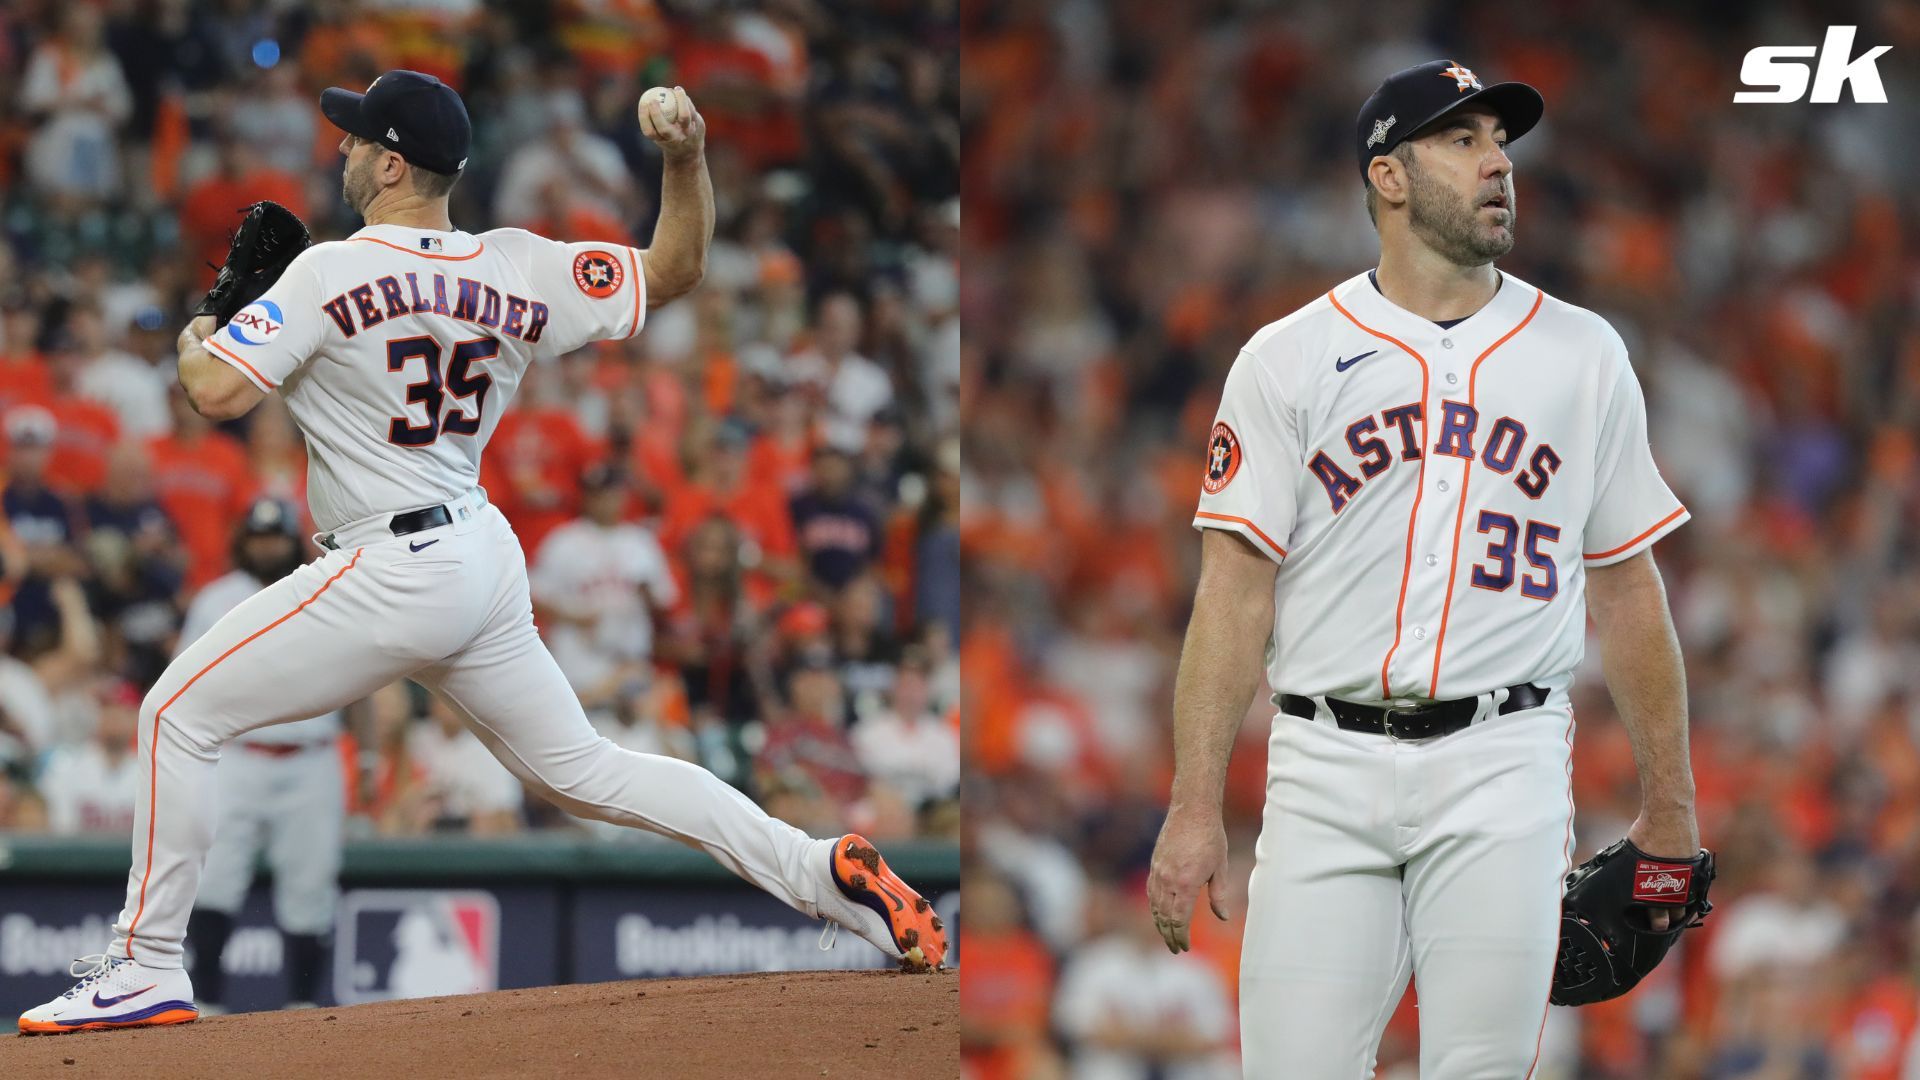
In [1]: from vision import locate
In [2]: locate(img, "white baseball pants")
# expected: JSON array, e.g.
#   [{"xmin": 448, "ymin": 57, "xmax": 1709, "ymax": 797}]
[
  {"xmin": 1238, "ymin": 698, "xmax": 1576, "ymax": 1079},
  {"xmin": 112, "ymin": 489, "xmax": 829, "ymax": 966}
]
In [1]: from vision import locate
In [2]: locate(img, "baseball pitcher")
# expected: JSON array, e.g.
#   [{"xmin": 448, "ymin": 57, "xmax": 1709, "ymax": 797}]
[
  {"xmin": 1146, "ymin": 61, "xmax": 1712, "ymax": 1078},
  {"xmin": 22, "ymin": 70, "xmax": 943, "ymax": 1035}
]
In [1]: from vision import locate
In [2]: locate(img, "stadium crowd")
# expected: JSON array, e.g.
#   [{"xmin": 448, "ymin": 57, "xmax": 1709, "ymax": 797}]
[
  {"xmin": 0, "ymin": 0, "xmax": 960, "ymax": 845},
  {"xmin": 962, "ymin": 2, "xmax": 1920, "ymax": 1078}
]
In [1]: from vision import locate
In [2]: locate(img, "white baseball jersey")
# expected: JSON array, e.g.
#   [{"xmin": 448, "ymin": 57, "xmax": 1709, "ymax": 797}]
[
  {"xmin": 1195, "ymin": 270, "xmax": 1686, "ymax": 702},
  {"xmin": 200, "ymin": 223, "xmax": 648, "ymax": 531}
]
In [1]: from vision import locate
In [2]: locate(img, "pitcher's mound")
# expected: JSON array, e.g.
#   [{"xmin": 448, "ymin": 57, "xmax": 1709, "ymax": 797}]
[{"xmin": 4, "ymin": 970, "xmax": 957, "ymax": 1079}]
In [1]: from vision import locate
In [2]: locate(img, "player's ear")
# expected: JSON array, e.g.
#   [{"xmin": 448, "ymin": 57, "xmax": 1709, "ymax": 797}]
[{"xmin": 1368, "ymin": 156, "xmax": 1409, "ymax": 209}]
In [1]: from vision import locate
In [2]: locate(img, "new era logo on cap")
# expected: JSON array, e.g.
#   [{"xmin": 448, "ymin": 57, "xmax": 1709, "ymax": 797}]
[{"xmin": 387, "ymin": 127, "xmax": 400, "ymax": 141}]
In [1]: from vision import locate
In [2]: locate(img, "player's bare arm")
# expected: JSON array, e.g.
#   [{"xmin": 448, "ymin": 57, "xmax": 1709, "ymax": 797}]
[
  {"xmin": 1147, "ymin": 528, "xmax": 1277, "ymax": 953},
  {"xmin": 176, "ymin": 314, "xmax": 266, "ymax": 420},
  {"xmin": 636, "ymin": 86, "xmax": 712, "ymax": 307},
  {"xmin": 1587, "ymin": 549, "xmax": 1698, "ymax": 930}
]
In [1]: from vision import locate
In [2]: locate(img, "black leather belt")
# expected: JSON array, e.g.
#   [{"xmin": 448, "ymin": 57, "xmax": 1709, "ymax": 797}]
[
  {"xmin": 319, "ymin": 505, "xmax": 452, "ymax": 550},
  {"xmin": 1280, "ymin": 682, "xmax": 1550, "ymax": 739}
]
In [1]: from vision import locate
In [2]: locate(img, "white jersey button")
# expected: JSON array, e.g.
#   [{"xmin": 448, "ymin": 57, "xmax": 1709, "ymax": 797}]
[
  {"xmin": 1425, "ymin": 554, "xmax": 1438, "ymax": 567},
  {"xmin": 1441, "ymin": 338, "xmax": 1455, "ymax": 349},
  {"xmin": 1445, "ymin": 372, "xmax": 1458, "ymax": 384},
  {"xmin": 1438, "ymin": 479, "xmax": 1451, "ymax": 492},
  {"xmin": 1413, "ymin": 627, "xmax": 1427, "ymax": 640}
]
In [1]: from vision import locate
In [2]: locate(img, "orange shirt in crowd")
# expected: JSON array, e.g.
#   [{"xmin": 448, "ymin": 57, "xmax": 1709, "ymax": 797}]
[
  {"xmin": 958, "ymin": 928, "xmax": 1056, "ymax": 1080},
  {"xmin": 481, "ymin": 407, "xmax": 605, "ymax": 555},
  {"xmin": 0, "ymin": 353, "xmax": 53, "ymax": 415},
  {"xmin": 1831, "ymin": 974, "xmax": 1918, "ymax": 1080},
  {"xmin": 45, "ymin": 397, "xmax": 120, "ymax": 494},
  {"xmin": 180, "ymin": 169, "xmax": 308, "ymax": 289},
  {"xmin": 659, "ymin": 476, "xmax": 795, "ymax": 563},
  {"xmin": 147, "ymin": 430, "xmax": 253, "ymax": 587}
]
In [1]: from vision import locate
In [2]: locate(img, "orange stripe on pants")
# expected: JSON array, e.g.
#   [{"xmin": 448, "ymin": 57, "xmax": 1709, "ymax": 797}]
[{"xmin": 123, "ymin": 549, "xmax": 363, "ymax": 960}]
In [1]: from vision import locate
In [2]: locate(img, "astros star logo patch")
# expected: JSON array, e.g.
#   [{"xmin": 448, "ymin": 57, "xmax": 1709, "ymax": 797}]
[
  {"xmin": 1441, "ymin": 63, "xmax": 1482, "ymax": 92},
  {"xmin": 1203, "ymin": 422, "xmax": 1241, "ymax": 495},
  {"xmin": 572, "ymin": 250, "xmax": 624, "ymax": 299}
]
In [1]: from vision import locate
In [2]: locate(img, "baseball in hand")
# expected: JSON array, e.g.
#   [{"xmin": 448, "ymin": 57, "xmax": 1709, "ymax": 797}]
[{"xmin": 642, "ymin": 87, "xmax": 678, "ymax": 123}]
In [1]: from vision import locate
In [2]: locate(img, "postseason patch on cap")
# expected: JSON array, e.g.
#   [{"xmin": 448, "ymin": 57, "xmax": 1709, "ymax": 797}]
[
  {"xmin": 1632, "ymin": 859, "xmax": 1692, "ymax": 903},
  {"xmin": 1203, "ymin": 421, "xmax": 1241, "ymax": 494},
  {"xmin": 572, "ymin": 250, "xmax": 623, "ymax": 299}
]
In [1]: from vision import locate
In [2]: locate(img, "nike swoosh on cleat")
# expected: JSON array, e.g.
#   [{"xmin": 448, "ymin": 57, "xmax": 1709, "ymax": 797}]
[
  {"xmin": 409, "ymin": 539, "xmax": 440, "ymax": 552},
  {"xmin": 874, "ymin": 880, "xmax": 906, "ymax": 913},
  {"xmin": 1335, "ymin": 350, "xmax": 1378, "ymax": 372},
  {"xmin": 92, "ymin": 985, "xmax": 156, "ymax": 1008}
]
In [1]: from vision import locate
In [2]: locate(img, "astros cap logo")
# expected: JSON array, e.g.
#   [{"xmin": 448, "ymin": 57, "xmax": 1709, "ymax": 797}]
[
  {"xmin": 1203, "ymin": 422, "xmax": 1241, "ymax": 494},
  {"xmin": 1441, "ymin": 63, "xmax": 1482, "ymax": 92},
  {"xmin": 572, "ymin": 250, "xmax": 624, "ymax": 298}
]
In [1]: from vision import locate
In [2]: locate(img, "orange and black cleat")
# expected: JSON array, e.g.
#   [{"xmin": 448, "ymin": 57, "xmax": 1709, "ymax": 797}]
[{"xmin": 830, "ymin": 834, "xmax": 948, "ymax": 971}]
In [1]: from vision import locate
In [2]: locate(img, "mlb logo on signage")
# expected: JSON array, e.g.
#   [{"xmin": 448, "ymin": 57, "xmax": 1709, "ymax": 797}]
[{"xmin": 334, "ymin": 889, "xmax": 499, "ymax": 1004}]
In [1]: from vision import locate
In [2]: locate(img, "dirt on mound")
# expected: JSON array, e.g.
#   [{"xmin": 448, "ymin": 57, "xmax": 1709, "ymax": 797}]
[{"xmin": 2, "ymin": 970, "xmax": 958, "ymax": 1079}]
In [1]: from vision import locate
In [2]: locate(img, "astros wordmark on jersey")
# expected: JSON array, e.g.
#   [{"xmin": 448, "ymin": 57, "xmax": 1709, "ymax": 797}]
[
  {"xmin": 203, "ymin": 224, "xmax": 646, "ymax": 531},
  {"xmin": 1195, "ymin": 269, "xmax": 1686, "ymax": 703}
]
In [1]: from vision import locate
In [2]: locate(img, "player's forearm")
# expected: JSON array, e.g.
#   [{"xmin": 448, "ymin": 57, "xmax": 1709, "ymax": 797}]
[
  {"xmin": 648, "ymin": 155, "xmax": 713, "ymax": 303},
  {"xmin": 1169, "ymin": 534, "xmax": 1278, "ymax": 811},
  {"xmin": 1587, "ymin": 552, "xmax": 1695, "ymax": 811},
  {"xmin": 175, "ymin": 319, "xmax": 263, "ymax": 420}
]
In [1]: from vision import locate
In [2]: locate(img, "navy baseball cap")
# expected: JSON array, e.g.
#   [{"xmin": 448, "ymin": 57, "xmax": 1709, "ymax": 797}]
[
  {"xmin": 1356, "ymin": 60, "xmax": 1544, "ymax": 180},
  {"xmin": 321, "ymin": 70, "xmax": 471, "ymax": 175}
]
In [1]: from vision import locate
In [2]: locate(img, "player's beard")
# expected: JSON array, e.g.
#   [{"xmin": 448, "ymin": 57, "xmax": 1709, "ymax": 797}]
[
  {"xmin": 342, "ymin": 152, "xmax": 376, "ymax": 215},
  {"xmin": 1406, "ymin": 161, "xmax": 1516, "ymax": 267}
]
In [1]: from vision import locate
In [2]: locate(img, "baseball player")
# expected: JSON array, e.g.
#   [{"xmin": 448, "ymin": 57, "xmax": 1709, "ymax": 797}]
[
  {"xmin": 1145, "ymin": 61, "xmax": 1707, "ymax": 1078},
  {"xmin": 21, "ymin": 70, "xmax": 943, "ymax": 1036},
  {"xmin": 183, "ymin": 497, "xmax": 345, "ymax": 1014}
]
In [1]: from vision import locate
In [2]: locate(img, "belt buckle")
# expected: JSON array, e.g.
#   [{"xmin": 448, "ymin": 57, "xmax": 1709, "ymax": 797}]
[{"xmin": 1379, "ymin": 700, "xmax": 1421, "ymax": 740}]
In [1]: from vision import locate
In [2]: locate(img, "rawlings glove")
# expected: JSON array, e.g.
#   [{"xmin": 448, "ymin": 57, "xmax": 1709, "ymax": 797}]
[
  {"xmin": 195, "ymin": 201, "xmax": 311, "ymax": 326},
  {"xmin": 1550, "ymin": 838, "xmax": 1716, "ymax": 1007}
]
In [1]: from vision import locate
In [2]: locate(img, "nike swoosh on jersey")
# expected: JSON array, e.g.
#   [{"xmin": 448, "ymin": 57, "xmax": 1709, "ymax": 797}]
[
  {"xmin": 409, "ymin": 539, "xmax": 440, "ymax": 552},
  {"xmin": 1334, "ymin": 350, "xmax": 1378, "ymax": 372},
  {"xmin": 92, "ymin": 985, "xmax": 156, "ymax": 1008}
]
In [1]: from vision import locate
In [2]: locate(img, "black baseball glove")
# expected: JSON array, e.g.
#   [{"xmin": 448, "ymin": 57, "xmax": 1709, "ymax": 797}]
[
  {"xmin": 194, "ymin": 201, "xmax": 311, "ymax": 326},
  {"xmin": 1550, "ymin": 839, "xmax": 1716, "ymax": 1007}
]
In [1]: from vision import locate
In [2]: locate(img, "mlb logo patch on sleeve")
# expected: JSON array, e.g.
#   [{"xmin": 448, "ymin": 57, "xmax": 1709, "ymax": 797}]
[
  {"xmin": 572, "ymin": 250, "xmax": 624, "ymax": 299},
  {"xmin": 1632, "ymin": 860, "xmax": 1692, "ymax": 902}
]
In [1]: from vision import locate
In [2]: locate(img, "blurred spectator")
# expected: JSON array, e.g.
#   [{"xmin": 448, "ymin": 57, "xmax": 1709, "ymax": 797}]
[
  {"xmin": 660, "ymin": 419, "xmax": 797, "ymax": 595},
  {"xmin": 482, "ymin": 362, "xmax": 605, "ymax": 556},
  {"xmin": 2, "ymin": 406, "xmax": 89, "ymax": 650},
  {"xmin": 492, "ymin": 90, "xmax": 637, "ymax": 232},
  {"xmin": 398, "ymin": 695, "xmax": 525, "ymax": 836},
  {"xmin": 37, "ymin": 678, "xmax": 141, "ymax": 834},
  {"xmin": 961, "ymin": 868, "xmax": 1065, "ymax": 1080},
  {"xmin": 788, "ymin": 292, "xmax": 893, "ymax": 453},
  {"xmin": 1053, "ymin": 882, "xmax": 1237, "ymax": 1080},
  {"xmin": 82, "ymin": 442, "xmax": 184, "ymax": 688},
  {"xmin": 19, "ymin": 4, "xmax": 132, "ymax": 201},
  {"xmin": 851, "ymin": 645, "xmax": 959, "ymax": 812},
  {"xmin": 180, "ymin": 135, "xmax": 308, "ymax": 289},
  {"xmin": 755, "ymin": 657, "xmax": 865, "ymax": 818},
  {"xmin": 147, "ymin": 387, "xmax": 253, "ymax": 588},
  {"xmin": 531, "ymin": 464, "xmax": 678, "ymax": 708},
  {"xmin": 790, "ymin": 445, "xmax": 881, "ymax": 592},
  {"xmin": 68, "ymin": 303, "xmax": 171, "ymax": 439}
]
